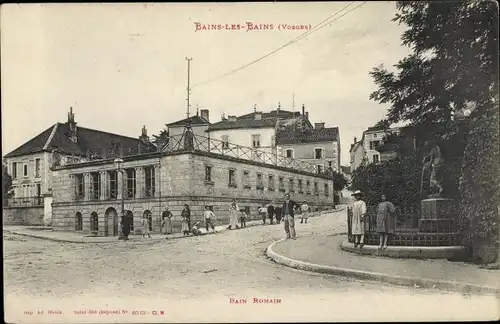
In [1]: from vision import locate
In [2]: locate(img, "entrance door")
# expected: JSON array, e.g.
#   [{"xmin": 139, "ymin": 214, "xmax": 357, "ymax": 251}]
[{"xmin": 36, "ymin": 184, "xmax": 42, "ymax": 205}]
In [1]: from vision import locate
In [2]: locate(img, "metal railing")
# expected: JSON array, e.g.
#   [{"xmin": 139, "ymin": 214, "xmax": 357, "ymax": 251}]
[
  {"xmin": 5, "ymin": 197, "xmax": 44, "ymax": 207},
  {"xmin": 347, "ymin": 205, "xmax": 461, "ymax": 246}
]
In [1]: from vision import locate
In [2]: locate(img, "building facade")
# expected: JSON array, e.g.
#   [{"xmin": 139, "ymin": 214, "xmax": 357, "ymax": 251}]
[
  {"xmin": 3, "ymin": 108, "xmax": 156, "ymax": 225},
  {"xmin": 50, "ymin": 131, "xmax": 335, "ymax": 236},
  {"xmin": 349, "ymin": 138, "xmax": 365, "ymax": 173},
  {"xmin": 206, "ymin": 104, "xmax": 312, "ymax": 155},
  {"xmin": 166, "ymin": 109, "xmax": 210, "ymax": 138},
  {"xmin": 275, "ymin": 123, "xmax": 341, "ymax": 174}
]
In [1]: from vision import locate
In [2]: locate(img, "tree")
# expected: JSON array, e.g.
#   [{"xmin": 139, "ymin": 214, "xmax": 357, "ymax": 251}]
[
  {"xmin": 3, "ymin": 164, "xmax": 14, "ymax": 202},
  {"xmin": 152, "ymin": 128, "xmax": 169, "ymax": 150},
  {"xmin": 332, "ymin": 171, "xmax": 347, "ymax": 192}
]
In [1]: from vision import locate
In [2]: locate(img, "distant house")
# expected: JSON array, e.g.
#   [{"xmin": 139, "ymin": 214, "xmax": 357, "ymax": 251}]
[
  {"xmin": 206, "ymin": 103, "xmax": 312, "ymax": 155},
  {"xmin": 349, "ymin": 137, "xmax": 365, "ymax": 173},
  {"xmin": 276, "ymin": 123, "xmax": 341, "ymax": 174},
  {"xmin": 166, "ymin": 109, "xmax": 210, "ymax": 138},
  {"xmin": 3, "ymin": 107, "xmax": 155, "ymax": 225}
]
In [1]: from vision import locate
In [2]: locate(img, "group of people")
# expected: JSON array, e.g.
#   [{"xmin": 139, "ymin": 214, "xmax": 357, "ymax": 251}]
[
  {"xmin": 350, "ymin": 190, "xmax": 396, "ymax": 251},
  {"xmin": 119, "ymin": 195, "xmax": 312, "ymax": 240}
]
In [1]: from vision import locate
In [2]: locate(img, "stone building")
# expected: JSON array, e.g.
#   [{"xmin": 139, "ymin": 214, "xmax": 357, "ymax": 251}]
[
  {"xmin": 166, "ymin": 108, "xmax": 210, "ymax": 138},
  {"xmin": 207, "ymin": 103, "xmax": 312, "ymax": 155},
  {"xmin": 349, "ymin": 137, "xmax": 365, "ymax": 173},
  {"xmin": 3, "ymin": 107, "xmax": 156, "ymax": 225},
  {"xmin": 275, "ymin": 122, "xmax": 341, "ymax": 174},
  {"xmin": 50, "ymin": 128, "xmax": 334, "ymax": 236}
]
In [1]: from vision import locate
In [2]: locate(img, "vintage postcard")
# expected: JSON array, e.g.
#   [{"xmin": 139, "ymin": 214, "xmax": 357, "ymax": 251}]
[{"xmin": 2, "ymin": 2, "xmax": 499, "ymax": 323}]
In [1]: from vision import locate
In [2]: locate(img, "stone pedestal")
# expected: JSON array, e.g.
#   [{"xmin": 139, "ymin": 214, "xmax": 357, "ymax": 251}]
[
  {"xmin": 43, "ymin": 193, "xmax": 53, "ymax": 226},
  {"xmin": 419, "ymin": 198, "xmax": 458, "ymax": 233}
]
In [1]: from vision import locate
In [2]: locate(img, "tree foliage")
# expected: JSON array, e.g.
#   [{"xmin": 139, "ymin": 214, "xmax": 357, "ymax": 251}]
[
  {"xmin": 332, "ymin": 171, "xmax": 347, "ymax": 192},
  {"xmin": 3, "ymin": 164, "xmax": 14, "ymax": 201},
  {"xmin": 152, "ymin": 128, "xmax": 169, "ymax": 150},
  {"xmin": 367, "ymin": 1, "xmax": 498, "ymax": 262}
]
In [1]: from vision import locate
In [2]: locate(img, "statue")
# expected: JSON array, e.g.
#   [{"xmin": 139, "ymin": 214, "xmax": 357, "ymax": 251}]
[{"xmin": 420, "ymin": 141, "xmax": 445, "ymax": 198}]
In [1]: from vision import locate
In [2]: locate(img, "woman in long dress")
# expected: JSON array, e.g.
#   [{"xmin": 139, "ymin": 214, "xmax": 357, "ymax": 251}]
[
  {"xmin": 228, "ymin": 200, "xmax": 240, "ymax": 229},
  {"xmin": 181, "ymin": 205, "xmax": 191, "ymax": 231},
  {"xmin": 351, "ymin": 190, "xmax": 367, "ymax": 249},
  {"xmin": 141, "ymin": 216, "xmax": 151, "ymax": 238},
  {"xmin": 161, "ymin": 206, "xmax": 173, "ymax": 235},
  {"xmin": 376, "ymin": 194, "xmax": 396, "ymax": 250}
]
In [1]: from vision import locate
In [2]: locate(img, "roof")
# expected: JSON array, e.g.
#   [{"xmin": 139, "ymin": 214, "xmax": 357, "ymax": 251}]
[
  {"xmin": 208, "ymin": 110, "xmax": 304, "ymax": 131},
  {"xmin": 4, "ymin": 122, "xmax": 155, "ymax": 158},
  {"xmin": 349, "ymin": 141, "xmax": 363, "ymax": 153},
  {"xmin": 166, "ymin": 115, "xmax": 209, "ymax": 127},
  {"xmin": 275, "ymin": 127, "xmax": 339, "ymax": 145}
]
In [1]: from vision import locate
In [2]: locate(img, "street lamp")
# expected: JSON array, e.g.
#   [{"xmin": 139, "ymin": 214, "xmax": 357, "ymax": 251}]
[{"xmin": 114, "ymin": 158, "xmax": 126, "ymax": 240}]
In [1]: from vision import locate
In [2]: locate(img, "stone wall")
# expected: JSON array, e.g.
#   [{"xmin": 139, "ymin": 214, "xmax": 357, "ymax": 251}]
[
  {"xmin": 50, "ymin": 151, "xmax": 334, "ymax": 236},
  {"xmin": 3, "ymin": 206, "xmax": 45, "ymax": 226}
]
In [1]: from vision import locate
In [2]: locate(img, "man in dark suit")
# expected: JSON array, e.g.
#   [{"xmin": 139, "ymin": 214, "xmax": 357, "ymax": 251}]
[{"xmin": 281, "ymin": 193, "xmax": 299, "ymax": 239}]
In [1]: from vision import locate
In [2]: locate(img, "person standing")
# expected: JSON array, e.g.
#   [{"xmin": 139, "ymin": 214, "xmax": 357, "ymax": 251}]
[
  {"xmin": 161, "ymin": 206, "xmax": 173, "ymax": 235},
  {"xmin": 376, "ymin": 194, "xmax": 396, "ymax": 251},
  {"xmin": 228, "ymin": 200, "xmax": 240, "ymax": 230},
  {"xmin": 121, "ymin": 215, "xmax": 131, "ymax": 240},
  {"xmin": 141, "ymin": 215, "xmax": 151, "ymax": 238},
  {"xmin": 181, "ymin": 204, "xmax": 191, "ymax": 231},
  {"xmin": 351, "ymin": 190, "xmax": 367, "ymax": 249},
  {"xmin": 204, "ymin": 206, "xmax": 216, "ymax": 233},
  {"xmin": 300, "ymin": 201, "xmax": 309, "ymax": 224},
  {"xmin": 181, "ymin": 215, "xmax": 190, "ymax": 235},
  {"xmin": 239, "ymin": 209, "xmax": 247, "ymax": 228},
  {"xmin": 275, "ymin": 204, "xmax": 282, "ymax": 224},
  {"xmin": 281, "ymin": 193, "xmax": 299, "ymax": 239},
  {"xmin": 258, "ymin": 204, "xmax": 268, "ymax": 225},
  {"xmin": 267, "ymin": 203, "xmax": 275, "ymax": 225}
]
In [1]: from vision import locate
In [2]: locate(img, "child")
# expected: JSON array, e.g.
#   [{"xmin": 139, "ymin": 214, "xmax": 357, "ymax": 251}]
[
  {"xmin": 239, "ymin": 209, "xmax": 247, "ymax": 228},
  {"xmin": 181, "ymin": 215, "xmax": 190, "ymax": 235},
  {"xmin": 204, "ymin": 206, "xmax": 216, "ymax": 233},
  {"xmin": 192, "ymin": 221, "xmax": 202, "ymax": 235}
]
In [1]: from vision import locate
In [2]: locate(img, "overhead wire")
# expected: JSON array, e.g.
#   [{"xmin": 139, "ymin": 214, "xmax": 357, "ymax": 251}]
[{"xmin": 191, "ymin": 1, "xmax": 367, "ymax": 89}]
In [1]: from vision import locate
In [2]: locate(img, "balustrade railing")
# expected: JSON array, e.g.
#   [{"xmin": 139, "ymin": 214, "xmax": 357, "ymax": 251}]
[{"xmin": 5, "ymin": 197, "xmax": 44, "ymax": 208}]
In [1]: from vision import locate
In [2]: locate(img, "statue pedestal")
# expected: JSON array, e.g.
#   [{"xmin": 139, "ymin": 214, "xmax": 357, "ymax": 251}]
[{"xmin": 419, "ymin": 198, "xmax": 458, "ymax": 233}]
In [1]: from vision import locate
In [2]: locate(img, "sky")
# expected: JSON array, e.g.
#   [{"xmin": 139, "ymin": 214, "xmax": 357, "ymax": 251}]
[{"xmin": 1, "ymin": 2, "xmax": 411, "ymax": 165}]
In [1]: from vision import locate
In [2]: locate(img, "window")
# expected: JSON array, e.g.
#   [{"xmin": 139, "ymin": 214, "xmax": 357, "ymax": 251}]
[
  {"xmin": 373, "ymin": 154, "xmax": 380, "ymax": 163},
  {"xmin": 12, "ymin": 162, "xmax": 18, "ymax": 179},
  {"xmin": 205, "ymin": 165, "xmax": 212, "ymax": 182},
  {"xmin": 285, "ymin": 149, "xmax": 294, "ymax": 158},
  {"xmin": 35, "ymin": 158, "xmax": 41, "ymax": 178},
  {"xmin": 317, "ymin": 165, "xmax": 324, "ymax": 174},
  {"xmin": 252, "ymin": 134, "xmax": 261, "ymax": 148},
  {"xmin": 91, "ymin": 172, "xmax": 100, "ymax": 200},
  {"xmin": 125, "ymin": 169, "xmax": 136, "ymax": 198},
  {"xmin": 256, "ymin": 173, "xmax": 263, "ymax": 189},
  {"xmin": 90, "ymin": 212, "xmax": 98, "ymax": 231},
  {"xmin": 289, "ymin": 178, "xmax": 294, "ymax": 193},
  {"xmin": 306, "ymin": 180, "xmax": 311, "ymax": 194},
  {"xmin": 298, "ymin": 179, "xmax": 303, "ymax": 193},
  {"xmin": 221, "ymin": 135, "xmax": 229, "ymax": 149},
  {"xmin": 75, "ymin": 213, "xmax": 83, "ymax": 231},
  {"xmin": 229, "ymin": 169, "xmax": 236, "ymax": 187},
  {"xmin": 23, "ymin": 164, "xmax": 28, "ymax": 177},
  {"xmin": 268, "ymin": 175, "xmax": 275, "ymax": 191},
  {"xmin": 279, "ymin": 176, "xmax": 285, "ymax": 192},
  {"xmin": 314, "ymin": 148, "xmax": 323, "ymax": 159},
  {"xmin": 243, "ymin": 171, "xmax": 250, "ymax": 189},
  {"xmin": 108, "ymin": 171, "xmax": 118, "ymax": 199},
  {"xmin": 314, "ymin": 182, "xmax": 319, "ymax": 195},
  {"xmin": 75, "ymin": 174, "xmax": 84, "ymax": 200},
  {"xmin": 324, "ymin": 183, "xmax": 329, "ymax": 197},
  {"xmin": 145, "ymin": 166, "xmax": 155, "ymax": 196},
  {"xmin": 374, "ymin": 133, "xmax": 378, "ymax": 138},
  {"xmin": 370, "ymin": 140, "xmax": 380, "ymax": 150},
  {"xmin": 328, "ymin": 161, "xmax": 332, "ymax": 168}
]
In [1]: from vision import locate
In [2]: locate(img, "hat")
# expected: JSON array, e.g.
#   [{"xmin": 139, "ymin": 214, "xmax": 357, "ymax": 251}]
[{"xmin": 351, "ymin": 190, "xmax": 363, "ymax": 196}]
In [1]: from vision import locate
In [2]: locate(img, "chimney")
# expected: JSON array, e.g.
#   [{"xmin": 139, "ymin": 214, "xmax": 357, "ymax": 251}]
[
  {"xmin": 277, "ymin": 102, "xmax": 281, "ymax": 111},
  {"xmin": 228, "ymin": 115, "xmax": 237, "ymax": 122},
  {"xmin": 200, "ymin": 109, "xmax": 209, "ymax": 122},
  {"xmin": 253, "ymin": 104, "xmax": 257, "ymax": 113},
  {"xmin": 139, "ymin": 125, "xmax": 150, "ymax": 144},
  {"xmin": 305, "ymin": 111, "xmax": 309, "ymax": 119},
  {"xmin": 221, "ymin": 113, "xmax": 227, "ymax": 121},
  {"xmin": 301, "ymin": 104, "xmax": 305, "ymax": 116},
  {"xmin": 354, "ymin": 137, "xmax": 357, "ymax": 144},
  {"xmin": 67, "ymin": 107, "xmax": 78, "ymax": 143},
  {"xmin": 315, "ymin": 122, "xmax": 325, "ymax": 130}
]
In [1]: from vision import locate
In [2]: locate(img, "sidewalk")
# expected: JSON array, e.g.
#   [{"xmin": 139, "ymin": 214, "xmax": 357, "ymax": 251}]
[
  {"xmin": 267, "ymin": 233, "xmax": 500, "ymax": 295},
  {"xmin": 3, "ymin": 207, "xmax": 341, "ymax": 244}
]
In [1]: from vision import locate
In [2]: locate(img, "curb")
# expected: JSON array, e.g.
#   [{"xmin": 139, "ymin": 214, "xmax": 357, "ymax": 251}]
[{"xmin": 266, "ymin": 239, "xmax": 500, "ymax": 296}]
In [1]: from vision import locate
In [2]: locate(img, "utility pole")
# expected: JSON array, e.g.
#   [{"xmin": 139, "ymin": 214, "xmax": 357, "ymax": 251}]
[
  {"xmin": 292, "ymin": 93, "xmax": 295, "ymax": 110},
  {"xmin": 186, "ymin": 57, "xmax": 192, "ymax": 119}
]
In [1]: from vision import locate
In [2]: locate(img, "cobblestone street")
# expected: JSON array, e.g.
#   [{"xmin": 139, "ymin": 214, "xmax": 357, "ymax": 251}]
[{"xmin": 4, "ymin": 209, "xmax": 498, "ymax": 322}]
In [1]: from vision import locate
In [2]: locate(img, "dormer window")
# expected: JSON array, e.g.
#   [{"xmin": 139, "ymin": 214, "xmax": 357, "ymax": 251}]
[
  {"xmin": 314, "ymin": 148, "xmax": 324, "ymax": 159},
  {"xmin": 252, "ymin": 134, "xmax": 261, "ymax": 148},
  {"xmin": 221, "ymin": 135, "xmax": 229, "ymax": 149},
  {"xmin": 285, "ymin": 149, "xmax": 294, "ymax": 158}
]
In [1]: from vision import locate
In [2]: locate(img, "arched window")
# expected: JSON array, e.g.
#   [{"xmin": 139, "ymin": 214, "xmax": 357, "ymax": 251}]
[
  {"xmin": 90, "ymin": 212, "xmax": 98, "ymax": 231},
  {"xmin": 75, "ymin": 212, "xmax": 83, "ymax": 231}
]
